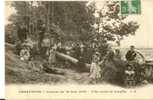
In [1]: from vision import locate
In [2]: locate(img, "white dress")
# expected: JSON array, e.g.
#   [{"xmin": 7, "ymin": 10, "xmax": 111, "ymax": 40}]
[
  {"xmin": 20, "ymin": 49, "xmax": 30, "ymax": 61},
  {"xmin": 89, "ymin": 62, "xmax": 101, "ymax": 79}
]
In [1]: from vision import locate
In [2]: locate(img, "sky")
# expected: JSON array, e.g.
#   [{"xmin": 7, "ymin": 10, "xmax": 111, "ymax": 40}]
[
  {"xmin": 5, "ymin": 2, "xmax": 16, "ymax": 25},
  {"xmin": 5, "ymin": 0, "xmax": 153, "ymax": 48},
  {"xmin": 120, "ymin": 0, "xmax": 153, "ymax": 48}
]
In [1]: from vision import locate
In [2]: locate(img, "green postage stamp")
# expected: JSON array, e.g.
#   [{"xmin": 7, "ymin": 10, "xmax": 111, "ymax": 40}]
[{"xmin": 121, "ymin": 0, "xmax": 141, "ymax": 14}]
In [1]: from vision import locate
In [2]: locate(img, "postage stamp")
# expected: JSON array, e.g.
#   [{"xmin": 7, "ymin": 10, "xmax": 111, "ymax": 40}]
[{"xmin": 121, "ymin": 0, "xmax": 141, "ymax": 14}]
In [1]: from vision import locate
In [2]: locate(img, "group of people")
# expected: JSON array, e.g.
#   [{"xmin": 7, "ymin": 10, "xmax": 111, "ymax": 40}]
[
  {"xmin": 125, "ymin": 46, "xmax": 146, "ymax": 87},
  {"xmin": 17, "ymin": 36, "xmax": 146, "ymax": 86},
  {"xmin": 17, "ymin": 39, "xmax": 33, "ymax": 62},
  {"xmin": 88, "ymin": 45, "xmax": 121, "ymax": 84},
  {"xmin": 88, "ymin": 45, "xmax": 146, "ymax": 86}
]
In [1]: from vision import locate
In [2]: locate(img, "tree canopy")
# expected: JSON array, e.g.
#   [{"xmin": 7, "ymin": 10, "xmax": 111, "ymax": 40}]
[
  {"xmin": 88, "ymin": 1, "xmax": 139, "ymax": 46},
  {"xmin": 6, "ymin": 1, "xmax": 139, "ymax": 50}
]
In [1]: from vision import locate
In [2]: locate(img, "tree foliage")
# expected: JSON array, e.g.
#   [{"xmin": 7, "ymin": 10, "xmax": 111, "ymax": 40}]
[
  {"xmin": 6, "ymin": 1, "xmax": 139, "ymax": 53},
  {"xmin": 8, "ymin": 1, "xmax": 95, "ymax": 43},
  {"xmin": 88, "ymin": 1, "xmax": 139, "ymax": 46}
]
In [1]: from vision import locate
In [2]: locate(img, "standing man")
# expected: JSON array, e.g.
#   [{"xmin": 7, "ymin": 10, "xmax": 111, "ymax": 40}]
[
  {"xmin": 17, "ymin": 24, "xmax": 28, "ymax": 43},
  {"xmin": 73, "ymin": 43, "xmax": 80, "ymax": 59},
  {"xmin": 37, "ymin": 20, "xmax": 46, "ymax": 53}
]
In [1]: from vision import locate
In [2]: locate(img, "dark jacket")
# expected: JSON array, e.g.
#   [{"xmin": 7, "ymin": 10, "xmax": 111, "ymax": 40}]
[
  {"xmin": 17, "ymin": 27, "xmax": 28, "ymax": 42},
  {"xmin": 125, "ymin": 50, "xmax": 137, "ymax": 61}
]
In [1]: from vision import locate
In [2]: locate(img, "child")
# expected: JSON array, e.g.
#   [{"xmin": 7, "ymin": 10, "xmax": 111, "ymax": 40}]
[
  {"xmin": 124, "ymin": 64, "xmax": 136, "ymax": 87},
  {"xmin": 89, "ymin": 52, "xmax": 101, "ymax": 84}
]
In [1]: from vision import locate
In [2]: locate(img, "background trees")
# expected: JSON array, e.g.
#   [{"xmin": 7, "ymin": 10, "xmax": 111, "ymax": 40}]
[
  {"xmin": 6, "ymin": 1, "xmax": 95, "ymax": 42},
  {"xmin": 88, "ymin": 1, "xmax": 139, "ymax": 46},
  {"xmin": 5, "ymin": 1, "xmax": 139, "ymax": 57},
  {"xmin": 86, "ymin": 1, "xmax": 139, "ymax": 56}
]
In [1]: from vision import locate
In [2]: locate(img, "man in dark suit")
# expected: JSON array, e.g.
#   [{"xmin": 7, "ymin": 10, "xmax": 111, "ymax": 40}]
[
  {"xmin": 17, "ymin": 24, "xmax": 28, "ymax": 43},
  {"xmin": 126, "ymin": 45, "xmax": 137, "ymax": 62}
]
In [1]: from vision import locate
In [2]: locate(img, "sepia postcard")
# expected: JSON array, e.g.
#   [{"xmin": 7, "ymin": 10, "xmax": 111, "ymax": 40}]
[{"xmin": 5, "ymin": 0, "xmax": 153, "ymax": 99}]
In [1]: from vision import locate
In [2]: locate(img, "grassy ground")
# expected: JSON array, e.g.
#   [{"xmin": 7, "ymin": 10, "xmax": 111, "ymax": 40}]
[
  {"xmin": 5, "ymin": 43, "xmax": 153, "ymax": 86},
  {"xmin": 5, "ymin": 43, "xmax": 92, "ymax": 85}
]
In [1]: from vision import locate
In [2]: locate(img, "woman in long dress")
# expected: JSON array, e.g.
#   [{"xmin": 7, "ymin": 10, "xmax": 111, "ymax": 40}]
[{"xmin": 89, "ymin": 52, "xmax": 101, "ymax": 84}]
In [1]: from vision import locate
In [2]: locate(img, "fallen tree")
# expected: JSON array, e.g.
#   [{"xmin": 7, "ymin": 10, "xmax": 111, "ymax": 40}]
[{"xmin": 56, "ymin": 51, "xmax": 91, "ymax": 69}]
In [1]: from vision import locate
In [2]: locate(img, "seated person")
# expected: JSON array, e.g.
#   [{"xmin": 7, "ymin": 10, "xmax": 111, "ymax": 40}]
[
  {"xmin": 125, "ymin": 45, "xmax": 145, "ymax": 63},
  {"xmin": 125, "ymin": 45, "xmax": 137, "ymax": 62},
  {"xmin": 124, "ymin": 65, "xmax": 136, "ymax": 87},
  {"xmin": 20, "ymin": 45, "xmax": 30, "ymax": 61}
]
